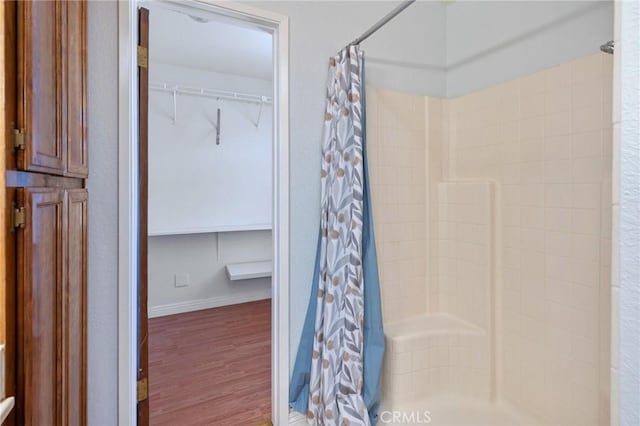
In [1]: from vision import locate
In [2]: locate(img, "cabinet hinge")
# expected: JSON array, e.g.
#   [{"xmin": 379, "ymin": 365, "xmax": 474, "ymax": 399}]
[
  {"xmin": 13, "ymin": 129, "xmax": 25, "ymax": 150},
  {"xmin": 136, "ymin": 378, "xmax": 148, "ymax": 402},
  {"xmin": 137, "ymin": 46, "xmax": 148, "ymax": 69},
  {"xmin": 11, "ymin": 206, "xmax": 26, "ymax": 230}
]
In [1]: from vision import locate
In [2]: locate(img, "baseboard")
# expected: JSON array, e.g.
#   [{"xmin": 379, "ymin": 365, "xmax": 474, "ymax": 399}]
[
  {"xmin": 289, "ymin": 411, "xmax": 307, "ymax": 425},
  {"xmin": 148, "ymin": 289, "xmax": 272, "ymax": 318}
]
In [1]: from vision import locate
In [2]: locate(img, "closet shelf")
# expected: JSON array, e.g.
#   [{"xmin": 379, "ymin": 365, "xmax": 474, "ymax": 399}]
[
  {"xmin": 226, "ymin": 261, "xmax": 272, "ymax": 281},
  {"xmin": 150, "ymin": 82, "xmax": 273, "ymax": 105}
]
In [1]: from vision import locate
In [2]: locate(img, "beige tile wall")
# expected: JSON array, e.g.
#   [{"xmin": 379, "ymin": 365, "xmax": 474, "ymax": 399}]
[
  {"xmin": 366, "ymin": 86, "xmax": 428, "ymax": 323},
  {"xmin": 367, "ymin": 52, "xmax": 611, "ymax": 425},
  {"xmin": 438, "ymin": 182, "xmax": 493, "ymax": 330},
  {"xmin": 447, "ymin": 53, "xmax": 613, "ymax": 425},
  {"xmin": 427, "ymin": 98, "xmax": 447, "ymax": 314},
  {"xmin": 383, "ymin": 325, "xmax": 490, "ymax": 407}
]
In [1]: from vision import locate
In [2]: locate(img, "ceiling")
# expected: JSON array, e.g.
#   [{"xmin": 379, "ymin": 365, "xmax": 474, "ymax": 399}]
[{"xmin": 149, "ymin": 6, "xmax": 273, "ymax": 81}]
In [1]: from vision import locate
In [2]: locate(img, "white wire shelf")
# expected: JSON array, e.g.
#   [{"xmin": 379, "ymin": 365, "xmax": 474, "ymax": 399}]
[
  {"xmin": 149, "ymin": 81, "xmax": 272, "ymax": 127},
  {"xmin": 150, "ymin": 82, "xmax": 273, "ymax": 105}
]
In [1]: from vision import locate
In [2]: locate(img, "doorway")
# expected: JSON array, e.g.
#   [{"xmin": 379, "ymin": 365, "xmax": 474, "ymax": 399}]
[{"xmin": 117, "ymin": 1, "xmax": 289, "ymax": 425}]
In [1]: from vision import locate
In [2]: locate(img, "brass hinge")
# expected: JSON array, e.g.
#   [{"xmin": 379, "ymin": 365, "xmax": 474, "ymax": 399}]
[
  {"xmin": 137, "ymin": 46, "xmax": 148, "ymax": 69},
  {"xmin": 13, "ymin": 129, "xmax": 25, "ymax": 150},
  {"xmin": 136, "ymin": 378, "xmax": 148, "ymax": 402},
  {"xmin": 11, "ymin": 206, "xmax": 25, "ymax": 230}
]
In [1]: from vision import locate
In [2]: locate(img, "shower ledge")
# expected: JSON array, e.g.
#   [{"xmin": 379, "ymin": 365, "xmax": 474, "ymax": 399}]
[{"xmin": 384, "ymin": 313, "xmax": 484, "ymax": 341}]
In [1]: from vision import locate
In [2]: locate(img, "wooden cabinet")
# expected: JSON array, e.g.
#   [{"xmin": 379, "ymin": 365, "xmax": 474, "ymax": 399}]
[
  {"xmin": 16, "ymin": 0, "xmax": 87, "ymax": 177},
  {"xmin": 64, "ymin": 2, "xmax": 88, "ymax": 177},
  {"xmin": 64, "ymin": 189, "xmax": 87, "ymax": 426},
  {"xmin": 4, "ymin": 0, "xmax": 89, "ymax": 424},
  {"xmin": 15, "ymin": 187, "xmax": 87, "ymax": 426},
  {"xmin": 16, "ymin": 188, "xmax": 65, "ymax": 425}
]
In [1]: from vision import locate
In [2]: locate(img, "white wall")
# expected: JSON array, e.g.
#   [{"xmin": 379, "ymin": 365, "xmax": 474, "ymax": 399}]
[
  {"xmin": 148, "ymin": 231, "xmax": 272, "ymax": 316},
  {"xmin": 147, "ymin": 63, "xmax": 273, "ymax": 314},
  {"xmin": 446, "ymin": 1, "xmax": 614, "ymax": 97},
  {"xmin": 148, "ymin": 63, "xmax": 272, "ymax": 234},
  {"xmin": 87, "ymin": 1, "xmax": 118, "ymax": 423},
  {"xmin": 616, "ymin": 1, "xmax": 640, "ymax": 424}
]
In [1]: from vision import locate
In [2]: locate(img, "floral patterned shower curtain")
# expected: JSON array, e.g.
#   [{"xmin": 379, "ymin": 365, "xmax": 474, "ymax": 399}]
[
  {"xmin": 290, "ymin": 45, "xmax": 384, "ymax": 426},
  {"xmin": 308, "ymin": 45, "xmax": 368, "ymax": 425}
]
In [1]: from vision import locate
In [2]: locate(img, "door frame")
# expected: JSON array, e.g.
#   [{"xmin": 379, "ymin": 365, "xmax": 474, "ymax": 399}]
[{"xmin": 117, "ymin": 1, "xmax": 290, "ymax": 424}]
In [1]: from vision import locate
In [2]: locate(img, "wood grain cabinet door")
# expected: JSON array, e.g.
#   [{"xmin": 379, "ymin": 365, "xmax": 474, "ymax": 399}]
[
  {"xmin": 65, "ymin": 1, "xmax": 88, "ymax": 178},
  {"xmin": 16, "ymin": 187, "xmax": 65, "ymax": 425},
  {"xmin": 17, "ymin": 0, "xmax": 87, "ymax": 177},
  {"xmin": 64, "ymin": 189, "xmax": 87, "ymax": 426},
  {"xmin": 17, "ymin": 1, "xmax": 66, "ymax": 175}
]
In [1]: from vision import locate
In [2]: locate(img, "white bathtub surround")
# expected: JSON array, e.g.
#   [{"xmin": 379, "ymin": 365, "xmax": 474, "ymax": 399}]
[
  {"xmin": 383, "ymin": 314, "xmax": 489, "ymax": 406},
  {"xmin": 379, "ymin": 394, "xmax": 542, "ymax": 426},
  {"xmin": 448, "ymin": 53, "xmax": 612, "ymax": 425},
  {"xmin": 437, "ymin": 182, "xmax": 493, "ymax": 332},
  {"xmin": 367, "ymin": 51, "xmax": 612, "ymax": 426},
  {"xmin": 366, "ymin": 87, "xmax": 428, "ymax": 323},
  {"xmin": 381, "ymin": 182, "xmax": 494, "ymax": 410}
]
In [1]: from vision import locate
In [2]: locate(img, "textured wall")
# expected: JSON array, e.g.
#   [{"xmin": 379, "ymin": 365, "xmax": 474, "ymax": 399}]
[
  {"xmin": 86, "ymin": 1, "xmax": 118, "ymax": 424},
  {"xmin": 615, "ymin": 1, "xmax": 640, "ymax": 424}
]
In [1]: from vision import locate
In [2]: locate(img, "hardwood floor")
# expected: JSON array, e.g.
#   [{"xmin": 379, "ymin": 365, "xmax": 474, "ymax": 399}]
[{"xmin": 149, "ymin": 300, "xmax": 271, "ymax": 426}]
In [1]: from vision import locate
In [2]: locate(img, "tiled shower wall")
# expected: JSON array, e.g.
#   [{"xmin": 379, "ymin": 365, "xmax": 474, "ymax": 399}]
[
  {"xmin": 366, "ymin": 52, "xmax": 611, "ymax": 426},
  {"xmin": 366, "ymin": 86, "xmax": 428, "ymax": 323},
  {"xmin": 437, "ymin": 182, "xmax": 493, "ymax": 330},
  {"xmin": 447, "ymin": 53, "xmax": 612, "ymax": 425}
]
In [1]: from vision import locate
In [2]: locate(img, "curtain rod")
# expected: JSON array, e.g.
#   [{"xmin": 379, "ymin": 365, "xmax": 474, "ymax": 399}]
[{"xmin": 343, "ymin": 0, "xmax": 416, "ymax": 51}]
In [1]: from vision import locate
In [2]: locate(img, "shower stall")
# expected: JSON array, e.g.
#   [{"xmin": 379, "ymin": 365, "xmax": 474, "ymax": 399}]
[{"xmin": 367, "ymin": 51, "xmax": 613, "ymax": 425}]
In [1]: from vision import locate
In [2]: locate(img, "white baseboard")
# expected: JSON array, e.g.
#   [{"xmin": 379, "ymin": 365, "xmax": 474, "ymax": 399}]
[
  {"xmin": 289, "ymin": 411, "xmax": 307, "ymax": 425},
  {"xmin": 148, "ymin": 289, "xmax": 272, "ymax": 318}
]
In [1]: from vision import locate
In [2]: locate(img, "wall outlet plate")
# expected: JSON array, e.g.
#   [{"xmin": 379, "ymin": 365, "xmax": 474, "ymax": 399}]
[{"xmin": 174, "ymin": 273, "xmax": 190, "ymax": 288}]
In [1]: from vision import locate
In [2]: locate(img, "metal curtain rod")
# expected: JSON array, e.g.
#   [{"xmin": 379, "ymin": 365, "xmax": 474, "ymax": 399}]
[{"xmin": 344, "ymin": 0, "xmax": 416, "ymax": 51}]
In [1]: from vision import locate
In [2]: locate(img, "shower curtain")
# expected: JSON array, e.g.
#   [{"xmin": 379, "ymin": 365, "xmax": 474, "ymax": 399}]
[{"xmin": 290, "ymin": 45, "xmax": 385, "ymax": 426}]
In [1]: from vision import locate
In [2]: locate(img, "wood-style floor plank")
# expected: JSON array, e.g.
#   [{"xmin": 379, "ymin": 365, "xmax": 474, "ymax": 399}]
[{"xmin": 149, "ymin": 300, "xmax": 271, "ymax": 426}]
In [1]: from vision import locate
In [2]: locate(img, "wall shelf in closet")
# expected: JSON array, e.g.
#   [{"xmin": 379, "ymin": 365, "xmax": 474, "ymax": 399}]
[
  {"xmin": 226, "ymin": 261, "xmax": 272, "ymax": 281},
  {"xmin": 148, "ymin": 223, "xmax": 272, "ymax": 237}
]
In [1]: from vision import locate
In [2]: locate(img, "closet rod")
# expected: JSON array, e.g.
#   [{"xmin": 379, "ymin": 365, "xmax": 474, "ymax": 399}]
[{"xmin": 150, "ymin": 82, "xmax": 273, "ymax": 105}]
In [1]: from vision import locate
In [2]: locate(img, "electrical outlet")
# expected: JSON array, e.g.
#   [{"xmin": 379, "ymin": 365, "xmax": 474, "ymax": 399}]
[{"xmin": 174, "ymin": 273, "xmax": 190, "ymax": 288}]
